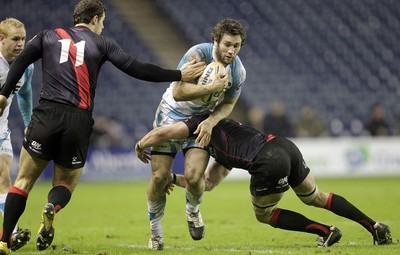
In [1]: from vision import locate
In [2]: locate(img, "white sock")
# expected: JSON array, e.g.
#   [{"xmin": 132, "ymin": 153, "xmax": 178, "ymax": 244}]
[
  {"xmin": 0, "ymin": 193, "xmax": 7, "ymax": 216},
  {"xmin": 185, "ymin": 190, "xmax": 202, "ymax": 215},
  {"xmin": 0, "ymin": 193, "xmax": 17, "ymax": 233},
  {"xmin": 148, "ymin": 196, "xmax": 166, "ymax": 238}
]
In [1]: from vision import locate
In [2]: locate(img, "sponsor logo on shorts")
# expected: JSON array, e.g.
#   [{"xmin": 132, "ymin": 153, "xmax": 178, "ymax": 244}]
[
  {"xmin": 71, "ymin": 156, "xmax": 82, "ymax": 165},
  {"xmin": 29, "ymin": 140, "xmax": 42, "ymax": 154},
  {"xmin": 276, "ymin": 176, "xmax": 289, "ymax": 189}
]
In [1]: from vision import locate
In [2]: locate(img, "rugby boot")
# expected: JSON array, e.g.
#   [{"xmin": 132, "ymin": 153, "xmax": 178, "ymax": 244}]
[
  {"xmin": 316, "ymin": 226, "xmax": 342, "ymax": 247},
  {"xmin": 373, "ymin": 222, "xmax": 392, "ymax": 245},
  {"xmin": 10, "ymin": 228, "xmax": 31, "ymax": 251},
  {"xmin": 0, "ymin": 241, "xmax": 9, "ymax": 255},
  {"xmin": 148, "ymin": 236, "xmax": 164, "ymax": 250},
  {"xmin": 36, "ymin": 203, "xmax": 56, "ymax": 250},
  {"xmin": 186, "ymin": 211, "xmax": 205, "ymax": 240}
]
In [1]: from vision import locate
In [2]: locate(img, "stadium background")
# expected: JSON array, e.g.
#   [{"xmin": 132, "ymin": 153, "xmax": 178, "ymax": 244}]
[{"xmin": 2, "ymin": 0, "xmax": 400, "ymax": 180}]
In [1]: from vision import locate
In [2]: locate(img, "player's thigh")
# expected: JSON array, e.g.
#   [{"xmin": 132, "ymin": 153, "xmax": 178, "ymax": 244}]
[
  {"xmin": 252, "ymin": 193, "xmax": 283, "ymax": 207},
  {"xmin": 183, "ymin": 147, "xmax": 209, "ymax": 178},
  {"xmin": 14, "ymin": 147, "xmax": 49, "ymax": 193},
  {"xmin": 291, "ymin": 172, "xmax": 321, "ymax": 205},
  {"xmin": 151, "ymin": 154, "xmax": 174, "ymax": 178}
]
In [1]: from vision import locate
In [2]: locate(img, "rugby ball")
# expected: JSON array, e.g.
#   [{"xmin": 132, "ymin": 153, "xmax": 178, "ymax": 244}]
[{"xmin": 197, "ymin": 61, "xmax": 226, "ymax": 103}]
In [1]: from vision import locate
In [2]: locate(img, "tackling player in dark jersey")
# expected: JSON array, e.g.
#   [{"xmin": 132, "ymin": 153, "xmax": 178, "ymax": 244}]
[
  {"xmin": 135, "ymin": 115, "xmax": 392, "ymax": 247},
  {"xmin": 0, "ymin": 0, "xmax": 205, "ymax": 253}
]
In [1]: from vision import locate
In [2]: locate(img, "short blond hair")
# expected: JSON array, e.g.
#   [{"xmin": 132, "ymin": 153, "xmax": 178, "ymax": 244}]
[{"xmin": 0, "ymin": 18, "xmax": 25, "ymax": 37}]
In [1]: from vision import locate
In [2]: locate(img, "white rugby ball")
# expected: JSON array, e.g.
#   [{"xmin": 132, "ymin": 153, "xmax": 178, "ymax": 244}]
[{"xmin": 197, "ymin": 61, "xmax": 226, "ymax": 103}]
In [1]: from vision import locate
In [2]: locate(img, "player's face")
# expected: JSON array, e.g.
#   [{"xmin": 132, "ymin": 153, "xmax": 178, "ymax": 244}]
[
  {"xmin": 94, "ymin": 13, "xmax": 105, "ymax": 35},
  {"xmin": 214, "ymin": 34, "xmax": 242, "ymax": 66},
  {"xmin": 0, "ymin": 26, "xmax": 26, "ymax": 61}
]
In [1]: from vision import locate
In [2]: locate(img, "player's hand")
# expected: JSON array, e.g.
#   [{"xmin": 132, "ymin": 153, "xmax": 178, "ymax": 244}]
[
  {"xmin": 0, "ymin": 95, "xmax": 8, "ymax": 116},
  {"xmin": 135, "ymin": 142, "xmax": 151, "ymax": 163},
  {"xmin": 165, "ymin": 182, "xmax": 174, "ymax": 195},
  {"xmin": 193, "ymin": 119, "xmax": 213, "ymax": 147},
  {"xmin": 180, "ymin": 59, "xmax": 206, "ymax": 82},
  {"xmin": 211, "ymin": 73, "xmax": 228, "ymax": 93}
]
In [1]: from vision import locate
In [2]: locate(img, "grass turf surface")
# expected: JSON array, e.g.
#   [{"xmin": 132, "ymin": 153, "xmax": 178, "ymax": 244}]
[{"xmin": 5, "ymin": 176, "xmax": 399, "ymax": 254}]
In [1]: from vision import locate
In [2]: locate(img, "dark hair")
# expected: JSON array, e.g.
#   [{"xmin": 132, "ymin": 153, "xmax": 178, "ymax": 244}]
[
  {"xmin": 73, "ymin": 0, "xmax": 106, "ymax": 25},
  {"xmin": 211, "ymin": 18, "xmax": 246, "ymax": 45}
]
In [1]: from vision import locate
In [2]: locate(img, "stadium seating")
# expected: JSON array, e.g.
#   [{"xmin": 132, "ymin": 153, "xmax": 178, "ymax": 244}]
[
  {"xmin": 154, "ymin": 0, "xmax": 400, "ymax": 136},
  {"xmin": 2, "ymin": 0, "xmax": 400, "ymax": 142},
  {"xmin": 2, "ymin": 0, "xmax": 166, "ymax": 148}
]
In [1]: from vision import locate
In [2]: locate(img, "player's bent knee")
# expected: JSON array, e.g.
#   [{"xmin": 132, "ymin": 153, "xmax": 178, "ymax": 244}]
[
  {"xmin": 252, "ymin": 202, "xmax": 277, "ymax": 224},
  {"xmin": 152, "ymin": 173, "xmax": 170, "ymax": 186}
]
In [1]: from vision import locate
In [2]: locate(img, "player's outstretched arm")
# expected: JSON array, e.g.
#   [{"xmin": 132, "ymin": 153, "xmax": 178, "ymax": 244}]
[
  {"xmin": 135, "ymin": 122, "xmax": 190, "ymax": 163},
  {"xmin": 194, "ymin": 96, "xmax": 238, "ymax": 147}
]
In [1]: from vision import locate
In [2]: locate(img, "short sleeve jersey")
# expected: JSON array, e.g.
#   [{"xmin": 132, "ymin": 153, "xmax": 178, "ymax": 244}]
[
  {"xmin": 185, "ymin": 115, "xmax": 268, "ymax": 170},
  {"xmin": 157, "ymin": 43, "xmax": 246, "ymax": 120},
  {"xmin": 0, "ymin": 52, "xmax": 33, "ymax": 134}
]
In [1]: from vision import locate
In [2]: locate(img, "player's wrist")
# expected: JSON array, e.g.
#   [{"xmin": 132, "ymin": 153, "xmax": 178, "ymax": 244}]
[{"xmin": 135, "ymin": 142, "xmax": 143, "ymax": 151}]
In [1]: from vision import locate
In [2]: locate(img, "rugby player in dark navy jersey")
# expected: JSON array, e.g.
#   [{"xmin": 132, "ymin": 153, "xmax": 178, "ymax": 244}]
[
  {"xmin": 135, "ymin": 115, "xmax": 392, "ymax": 247},
  {"xmin": 0, "ymin": 0, "xmax": 205, "ymax": 253}
]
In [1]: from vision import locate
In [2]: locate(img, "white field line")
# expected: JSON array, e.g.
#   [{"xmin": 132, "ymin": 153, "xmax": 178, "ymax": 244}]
[{"xmin": 118, "ymin": 243, "xmax": 283, "ymax": 253}]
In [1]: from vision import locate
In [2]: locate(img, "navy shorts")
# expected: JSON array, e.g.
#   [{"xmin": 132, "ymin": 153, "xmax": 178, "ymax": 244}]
[
  {"xmin": 23, "ymin": 100, "xmax": 94, "ymax": 169},
  {"xmin": 248, "ymin": 137, "xmax": 310, "ymax": 196}
]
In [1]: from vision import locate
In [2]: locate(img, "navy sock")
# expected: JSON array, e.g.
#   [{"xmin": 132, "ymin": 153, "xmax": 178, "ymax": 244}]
[
  {"xmin": 270, "ymin": 208, "xmax": 330, "ymax": 236},
  {"xmin": 1, "ymin": 187, "xmax": 28, "ymax": 244},
  {"xmin": 48, "ymin": 185, "xmax": 72, "ymax": 212}
]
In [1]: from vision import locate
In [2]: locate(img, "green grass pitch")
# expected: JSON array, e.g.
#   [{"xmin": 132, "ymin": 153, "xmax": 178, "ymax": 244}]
[{"xmin": 5, "ymin": 176, "xmax": 399, "ymax": 254}]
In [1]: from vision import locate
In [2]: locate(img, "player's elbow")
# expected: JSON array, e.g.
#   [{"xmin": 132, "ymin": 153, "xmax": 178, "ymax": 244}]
[{"xmin": 172, "ymin": 89, "xmax": 189, "ymax": 101}]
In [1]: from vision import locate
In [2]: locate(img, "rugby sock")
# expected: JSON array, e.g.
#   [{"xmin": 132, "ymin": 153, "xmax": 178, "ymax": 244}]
[
  {"xmin": 325, "ymin": 193, "xmax": 376, "ymax": 233},
  {"xmin": 148, "ymin": 196, "xmax": 166, "ymax": 238},
  {"xmin": 48, "ymin": 184, "xmax": 72, "ymax": 212},
  {"xmin": 185, "ymin": 190, "xmax": 202, "ymax": 214},
  {"xmin": 0, "ymin": 193, "xmax": 7, "ymax": 216},
  {"xmin": 0, "ymin": 186, "xmax": 28, "ymax": 244},
  {"xmin": 270, "ymin": 208, "xmax": 331, "ymax": 236}
]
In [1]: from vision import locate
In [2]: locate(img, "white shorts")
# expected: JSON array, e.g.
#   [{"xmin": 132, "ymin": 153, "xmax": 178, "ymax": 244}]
[
  {"xmin": 152, "ymin": 109, "xmax": 199, "ymax": 154},
  {"xmin": 0, "ymin": 129, "xmax": 13, "ymax": 156}
]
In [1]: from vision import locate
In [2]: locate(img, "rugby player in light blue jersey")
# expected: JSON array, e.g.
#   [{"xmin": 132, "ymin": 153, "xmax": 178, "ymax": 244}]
[
  {"xmin": 0, "ymin": 18, "xmax": 33, "ymax": 252},
  {"xmin": 145, "ymin": 18, "xmax": 247, "ymax": 250}
]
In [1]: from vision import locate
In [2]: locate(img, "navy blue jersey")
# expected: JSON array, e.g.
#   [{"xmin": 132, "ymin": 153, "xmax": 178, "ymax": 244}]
[
  {"xmin": 184, "ymin": 115, "xmax": 270, "ymax": 169},
  {"xmin": 1, "ymin": 26, "xmax": 181, "ymax": 112}
]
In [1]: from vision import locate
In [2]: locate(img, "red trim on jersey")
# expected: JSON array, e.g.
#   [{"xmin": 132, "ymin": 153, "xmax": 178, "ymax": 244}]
[
  {"xmin": 9, "ymin": 186, "xmax": 28, "ymax": 197},
  {"xmin": 266, "ymin": 134, "xmax": 276, "ymax": 142},
  {"xmin": 55, "ymin": 28, "xmax": 91, "ymax": 109}
]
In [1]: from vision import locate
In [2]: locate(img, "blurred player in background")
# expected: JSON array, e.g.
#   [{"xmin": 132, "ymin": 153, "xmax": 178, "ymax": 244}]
[
  {"xmin": 0, "ymin": 17, "xmax": 33, "ymax": 252},
  {"xmin": 136, "ymin": 115, "xmax": 393, "ymax": 247},
  {"xmin": 0, "ymin": 0, "xmax": 204, "ymax": 254},
  {"xmin": 145, "ymin": 18, "xmax": 246, "ymax": 250}
]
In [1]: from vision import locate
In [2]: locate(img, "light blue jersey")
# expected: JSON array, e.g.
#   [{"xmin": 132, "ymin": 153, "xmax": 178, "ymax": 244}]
[
  {"xmin": 152, "ymin": 43, "xmax": 246, "ymax": 153},
  {"xmin": 0, "ymin": 52, "xmax": 33, "ymax": 154},
  {"xmin": 155, "ymin": 43, "xmax": 245, "ymax": 122}
]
